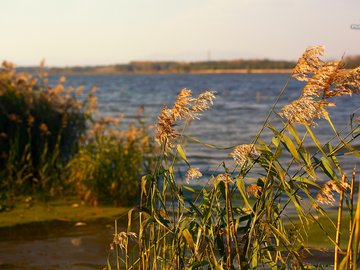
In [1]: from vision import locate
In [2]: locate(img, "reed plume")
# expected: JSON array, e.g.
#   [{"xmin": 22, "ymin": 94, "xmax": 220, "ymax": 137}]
[
  {"xmin": 155, "ymin": 88, "xmax": 215, "ymax": 150},
  {"xmin": 281, "ymin": 46, "xmax": 360, "ymax": 125},
  {"xmin": 230, "ymin": 144, "xmax": 260, "ymax": 167},
  {"xmin": 185, "ymin": 166, "xmax": 202, "ymax": 184},
  {"xmin": 247, "ymin": 183, "xmax": 262, "ymax": 198},
  {"xmin": 292, "ymin": 45, "xmax": 325, "ymax": 81},
  {"xmin": 316, "ymin": 179, "xmax": 350, "ymax": 205}
]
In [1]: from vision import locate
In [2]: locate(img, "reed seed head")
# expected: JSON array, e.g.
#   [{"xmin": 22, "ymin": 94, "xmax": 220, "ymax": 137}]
[
  {"xmin": 230, "ymin": 144, "xmax": 260, "ymax": 167},
  {"xmin": 155, "ymin": 89, "xmax": 215, "ymax": 151},
  {"xmin": 214, "ymin": 173, "xmax": 233, "ymax": 184},
  {"xmin": 111, "ymin": 231, "xmax": 138, "ymax": 250},
  {"xmin": 280, "ymin": 96, "xmax": 330, "ymax": 125},
  {"xmin": 316, "ymin": 179, "xmax": 350, "ymax": 205},
  {"xmin": 2, "ymin": 60, "xmax": 15, "ymax": 71},
  {"xmin": 247, "ymin": 184, "xmax": 262, "ymax": 198},
  {"xmin": 173, "ymin": 88, "xmax": 193, "ymax": 120},
  {"xmin": 190, "ymin": 91, "xmax": 216, "ymax": 119},
  {"xmin": 292, "ymin": 45, "xmax": 324, "ymax": 81},
  {"xmin": 27, "ymin": 115, "xmax": 35, "ymax": 127},
  {"xmin": 282, "ymin": 46, "xmax": 360, "ymax": 125},
  {"xmin": 155, "ymin": 105, "xmax": 177, "ymax": 149},
  {"xmin": 185, "ymin": 167, "xmax": 202, "ymax": 184}
]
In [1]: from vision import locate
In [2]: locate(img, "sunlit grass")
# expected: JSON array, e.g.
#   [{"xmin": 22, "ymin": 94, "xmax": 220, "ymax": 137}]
[
  {"xmin": 0, "ymin": 61, "xmax": 155, "ymax": 209},
  {"xmin": 0, "ymin": 196, "xmax": 129, "ymax": 228}
]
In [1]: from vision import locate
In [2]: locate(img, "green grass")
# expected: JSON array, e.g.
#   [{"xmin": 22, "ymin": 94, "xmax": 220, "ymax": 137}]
[
  {"xmin": 0, "ymin": 196, "xmax": 129, "ymax": 228},
  {"xmin": 301, "ymin": 213, "xmax": 352, "ymax": 249}
]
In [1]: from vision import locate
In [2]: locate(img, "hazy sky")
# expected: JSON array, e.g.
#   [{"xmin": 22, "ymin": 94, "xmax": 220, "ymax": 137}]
[{"xmin": 1, "ymin": 0, "xmax": 359, "ymax": 66}]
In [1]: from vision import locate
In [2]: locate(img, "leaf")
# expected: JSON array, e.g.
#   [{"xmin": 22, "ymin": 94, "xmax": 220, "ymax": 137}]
[
  {"xmin": 177, "ymin": 144, "xmax": 190, "ymax": 166},
  {"xmin": 287, "ymin": 124, "xmax": 302, "ymax": 145},
  {"xmin": 292, "ymin": 176, "xmax": 321, "ymax": 189},
  {"xmin": 300, "ymin": 148, "xmax": 316, "ymax": 179},
  {"xmin": 214, "ymin": 179, "xmax": 226, "ymax": 199},
  {"xmin": 281, "ymin": 133, "xmax": 300, "ymax": 162},
  {"xmin": 154, "ymin": 212, "xmax": 171, "ymax": 230},
  {"xmin": 182, "ymin": 228, "xmax": 195, "ymax": 253},
  {"xmin": 304, "ymin": 123, "xmax": 327, "ymax": 157},
  {"xmin": 320, "ymin": 156, "xmax": 338, "ymax": 180},
  {"xmin": 188, "ymin": 260, "xmax": 209, "ymax": 269},
  {"xmin": 183, "ymin": 185, "xmax": 196, "ymax": 193},
  {"xmin": 141, "ymin": 175, "xmax": 148, "ymax": 196},
  {"xmin": 287, "ymin": 125, "xmax": 316, "ymax": 178},
  {"xmin": 187, "ymin": 199, "xmax": 203, "ymax": 218},
  {"xmin": 236, "ymin": 178, "xmax": 255, "ymax": 214},
  {"xmin": 185, "ymin": 135, "xmax": 234, "ymax": 150}
]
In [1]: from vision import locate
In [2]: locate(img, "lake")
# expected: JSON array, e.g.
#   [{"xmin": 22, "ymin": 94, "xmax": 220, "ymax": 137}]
[{"xmin": 61, "ymin": 73, "xmax": 359, "ymax": 181}]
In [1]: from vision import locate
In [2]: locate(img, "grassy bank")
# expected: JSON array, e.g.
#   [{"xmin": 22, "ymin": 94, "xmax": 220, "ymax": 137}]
[{"xmin": 0, "ymin": 197, "xmax": 129, "ymax": 228}]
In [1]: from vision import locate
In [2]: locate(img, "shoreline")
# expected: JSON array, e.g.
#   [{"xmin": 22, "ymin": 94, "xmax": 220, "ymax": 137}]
[{"xmin": 49, "ymin": 68, "xmax": 293, "ymax": 76}]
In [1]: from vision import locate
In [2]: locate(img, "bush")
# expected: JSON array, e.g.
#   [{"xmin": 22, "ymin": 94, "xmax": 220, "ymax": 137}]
[
  {"xmin": 0, "ymin": 61, "xmax": 93, "ymax": 200},
  {"xmin": 0, "ymin": 61, "xmax": 156, "ymax": 208},
  {"xmin": 66, "ymin": 114, "xmax": 155, "ymax": 206}
]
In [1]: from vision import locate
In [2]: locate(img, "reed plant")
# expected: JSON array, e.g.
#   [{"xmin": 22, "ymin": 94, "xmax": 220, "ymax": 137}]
[
  {"xmin": 108, "ymin": 46, "xmax": 360, "ymax": 269},
  {"xmin": 0, "ymin": 61, "xmax": 95, "ymax": 206},
  {"xmin": 65, "ymin": 111, "xmax": 156, "ymax": 206},
  {"xmin": 0, "ymin": 61, "xmax": 156, "ymax": 209}
]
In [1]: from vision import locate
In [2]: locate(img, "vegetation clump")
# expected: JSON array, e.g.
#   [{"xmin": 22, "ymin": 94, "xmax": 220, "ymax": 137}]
[
  {"xmin": 0, "ymin": 61, "xmax": 155, "ymax": 208},
  {"xmin": 66, "ymin": 113, "xmax": 155, "ymax": 206},
  {"xmin": 0, "ymin": 61, "xmax": 90, "ymax": 201}
]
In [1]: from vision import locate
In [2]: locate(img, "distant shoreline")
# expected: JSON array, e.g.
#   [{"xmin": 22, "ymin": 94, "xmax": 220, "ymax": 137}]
[
  {"xmin": 15, "ymin": 55, "xmax": 360, "ymax": 75},
  {"xmin": 49, "ymin": 68, "xmax": 293, "ymax": 75}
]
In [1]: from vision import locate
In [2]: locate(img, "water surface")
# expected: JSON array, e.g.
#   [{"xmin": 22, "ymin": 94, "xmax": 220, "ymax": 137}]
[{"xmin": 61, "ymin": 73, "xmax": 360, "ymax": 180}]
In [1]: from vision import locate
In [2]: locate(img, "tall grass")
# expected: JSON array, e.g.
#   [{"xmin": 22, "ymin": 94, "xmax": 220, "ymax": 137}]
[
  {"xmin": 66, "ymin": 112, "xmax": 156, "ymax": 206},
  {"xmin": 0, "ymin": 61, "xmax": 90, "ymax": 205},
  {"xmin": 0, "ymin": 61, "xmax": 154, "ymax": 208},
  {"xmin": 108, "ymin": 46, "xmax": 360, "ymax": 269}
]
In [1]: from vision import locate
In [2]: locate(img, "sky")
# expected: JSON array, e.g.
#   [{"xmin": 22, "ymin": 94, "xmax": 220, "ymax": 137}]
[{"xmin": 0, "ymin": 0, "xmax": 359, "ymax": 66}]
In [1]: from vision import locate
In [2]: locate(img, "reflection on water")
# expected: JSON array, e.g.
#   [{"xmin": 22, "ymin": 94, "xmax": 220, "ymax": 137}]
[{"xmin": 0, "ymin": 218, "xmax": 125, "ymax": 270}]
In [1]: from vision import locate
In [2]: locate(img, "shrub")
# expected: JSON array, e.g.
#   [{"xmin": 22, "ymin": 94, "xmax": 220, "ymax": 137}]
[
  {"xmin": 66, "ymin": 113, "xmax": 156, "ymax": 206},
  {"xmin": 0, "ymin": 61, "xmax": 93, "ymax": 200},
  {"xmin": 0, "ymin": 61, "xmax": 156, "ymax": 208}
]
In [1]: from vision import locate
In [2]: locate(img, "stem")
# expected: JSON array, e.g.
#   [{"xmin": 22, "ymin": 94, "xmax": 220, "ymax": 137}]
[
  {"xmin": 225, "ymin": 179, "xmax": 232, "ymax": 268},
  {"xmin": 334, "ymin": 175, "xmax": 346, "ymax": 270},
  {"xmin": 348, "ymin": 166, "xmax": 356, "ymax": 269},
  {"xmin": 115, "ymin": 220, "xmax": 120, "ymax": 270}
]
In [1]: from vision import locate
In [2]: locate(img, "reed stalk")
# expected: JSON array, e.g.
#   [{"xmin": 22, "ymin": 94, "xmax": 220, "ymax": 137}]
[
  {"xmin": 105, "ymin": 46, "xmax": 360, "ymax": 269},
  {"xmin": 334, "ymin": 175, "xmax": 346, "ymax": 270}
]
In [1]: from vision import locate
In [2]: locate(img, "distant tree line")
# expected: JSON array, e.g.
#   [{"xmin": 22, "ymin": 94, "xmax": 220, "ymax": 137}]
[
  {"xmin": 344, "ymin": 55, "xmax": 360, "ymax": 68},
  {"xmin": 14, "ymin": 56, "xmax": 360, "ymax": 74},
  {"xmin": 114, "ymin": 59, "xmax": 296, "ymax": 73}
]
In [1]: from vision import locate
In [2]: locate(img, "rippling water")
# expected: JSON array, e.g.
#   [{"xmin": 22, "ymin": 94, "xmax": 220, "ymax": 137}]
[{"xmin": 56, "ymin": 73, "xmax": 359, "ymax": 182}]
